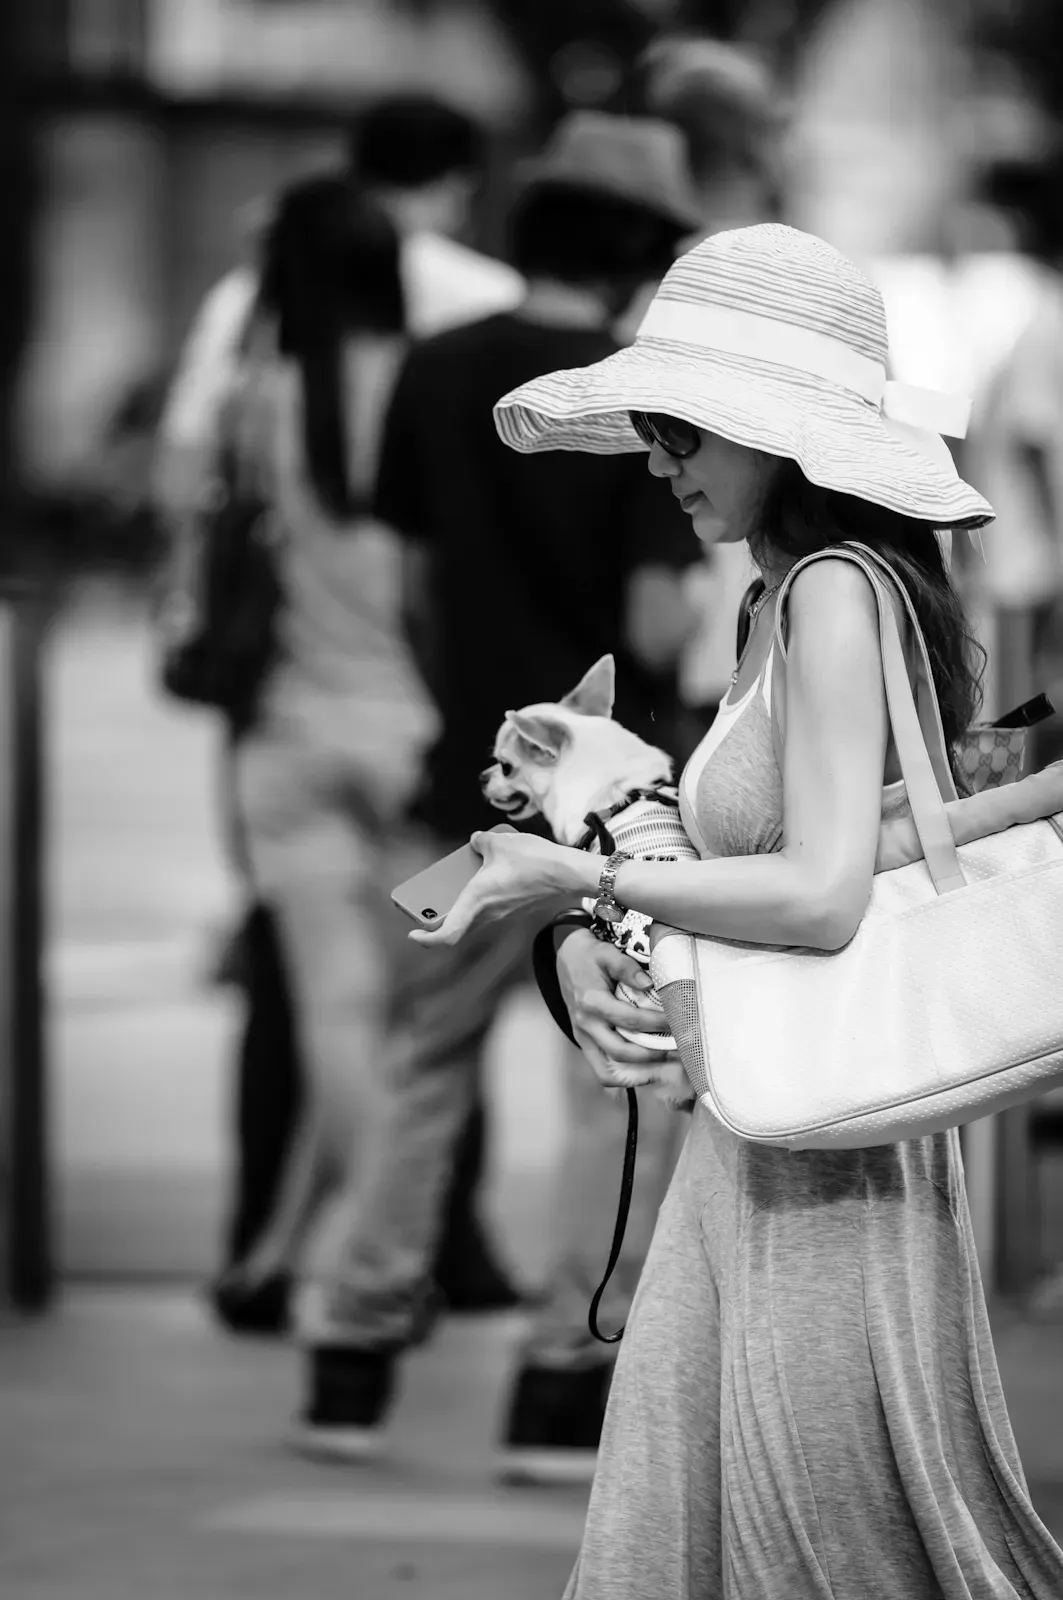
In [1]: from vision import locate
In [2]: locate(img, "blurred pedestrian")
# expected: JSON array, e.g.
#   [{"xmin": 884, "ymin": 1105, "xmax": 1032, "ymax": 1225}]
[
  {"xmin": 153, "ymin": 97, "xmax": 526, "ymax": 1333},
  {"xmin": 636, "ymin": 34, "xmax": 786, "ymax": 234},
  {"xmin": 156, "ymin": 97, "xmax": 521, "ymax": 520},
  {"xmin": 210, "ymin": 175, "xmax": 435, "ymax": 1307},
  {"xmin": 628, "ymin": 36, "xmax": 791, "ymax": 752},
  {"xmin": 294, "ymin": 112, "xmax": 703, "ymax": 1482},
  {"xmin": 970, "ymin": 150, "xmax": 1063, "ymax": 714}
]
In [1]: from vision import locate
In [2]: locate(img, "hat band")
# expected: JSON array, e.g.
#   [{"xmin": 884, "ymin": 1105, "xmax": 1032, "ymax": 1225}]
[
  {"xmin": 637, "ymin": 298, "xmax": 885, "ymax": 402},
  {"xmin": 635, "ymin": 298, "xmax": 971, "ymax": 439}
]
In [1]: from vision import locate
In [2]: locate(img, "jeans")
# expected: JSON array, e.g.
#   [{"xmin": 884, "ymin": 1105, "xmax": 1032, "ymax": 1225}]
[
  {"xmin": 321, "ymin": 831, "xmax": 687, "ymax": 1371},
  {"xmin": 229, "ymin": 722, "xmax": 499, "ymax": 1285}
]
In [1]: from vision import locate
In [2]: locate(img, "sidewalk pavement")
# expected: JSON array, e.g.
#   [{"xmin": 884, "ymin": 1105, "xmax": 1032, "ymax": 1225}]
[
  {"xmin": 1, "ymin": 1287, "xmax": 1061, "ymax": 1600},
  {"xmin": 0, "ymin": 1290, "xmax": 582, "ymax": 1600}
]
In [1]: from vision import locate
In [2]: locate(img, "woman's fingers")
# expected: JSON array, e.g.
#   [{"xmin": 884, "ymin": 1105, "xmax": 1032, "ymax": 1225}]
[
  {"xmin": 595, "ymin": 944, "xmax": 655, "ymax": 988},
  {"xmin": 577, "ymin": 986, "xmax": 670, "ymax": 1033},
  {"xmin": 576, "ymin": 1032, "xmax": 626, "ymax": 1088},
  {"xmin": 408, "ymin": 876, "xmax": 485, "ymax": 946},
  {"xmin": 614, "ymin": 999, "xmax": 673, "ymax": 1034},
  {"xmin": 579, "ymin": 1018, "xmax": 673, "ymax": 1066}
]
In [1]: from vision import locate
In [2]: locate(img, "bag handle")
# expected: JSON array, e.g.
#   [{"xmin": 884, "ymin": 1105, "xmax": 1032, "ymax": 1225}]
[
  {"xmin": 770, "ymin": 545, "xmax": 965, "ymax": 894},
  {"xmin": 840, "ymin": 541, "xmax": 959, "ymax": 803}
]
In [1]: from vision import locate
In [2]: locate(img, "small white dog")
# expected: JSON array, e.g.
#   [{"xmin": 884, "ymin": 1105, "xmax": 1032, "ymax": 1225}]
[{"xmin": 482, "ymin": 655, "xmax": 699, "ymax": 1109}]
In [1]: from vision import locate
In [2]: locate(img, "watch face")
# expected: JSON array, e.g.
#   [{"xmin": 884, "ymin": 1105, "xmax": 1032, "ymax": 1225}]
[{"xmin": 594, "ymin": 898, "xmax": 624, "ymax": 924}]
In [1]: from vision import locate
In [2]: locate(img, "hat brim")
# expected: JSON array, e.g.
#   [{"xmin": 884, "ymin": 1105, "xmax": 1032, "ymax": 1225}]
[
  {"xmin": 494, "ymin": 342, "xmax": 994, "ymax": 530},
  {"xmin": 514, "ymin": 166, "xmax": 702, "ymax": 235}
]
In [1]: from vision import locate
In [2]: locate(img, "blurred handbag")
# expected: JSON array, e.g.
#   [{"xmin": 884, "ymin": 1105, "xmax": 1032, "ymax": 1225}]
[
  {"xmin": 158, "ymin": 439, "xmax": 281, "ymax": 730},
  {"xmin": 651, "ymin": 541, "xmax": 1063, "ymax": 1150},
  {"xmin": 956, "ymin": 692, "xmax": 1055, "ymax": 792},
  {"xmin": 959, "ymin": 722, "xmax": 1027, "ymax": 792}
]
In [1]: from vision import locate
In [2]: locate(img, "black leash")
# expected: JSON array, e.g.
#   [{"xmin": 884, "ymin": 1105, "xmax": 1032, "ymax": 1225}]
[
  {"xmin": 586, "ymin": 1086, "xmax": 639, "ymax": 1344},
  {"xmin": 531, "ymin": 892, "xmax": 639, "ymax": 1344},
  {"xmin": 573, "ymin": 785, "xmax": 678, "ymax": 854},
  {"xmin": 532, "ymin": 787, "xmax": 683, "ymax": 1344}
]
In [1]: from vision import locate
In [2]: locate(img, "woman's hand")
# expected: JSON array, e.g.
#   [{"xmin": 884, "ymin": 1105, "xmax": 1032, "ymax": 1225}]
[
  {"xmin": 556, "ymin": 928, "xmax": 674, "ymax": 1088},
  {"xmin": 409, "ymin": 829, "xmax": 597, "ymax": 948}
]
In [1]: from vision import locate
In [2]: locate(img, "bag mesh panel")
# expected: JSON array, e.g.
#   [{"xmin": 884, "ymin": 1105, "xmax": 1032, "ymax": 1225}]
[{"xmin": 657, "ymin": 978, "xmax": 709, "ymax": 1099}]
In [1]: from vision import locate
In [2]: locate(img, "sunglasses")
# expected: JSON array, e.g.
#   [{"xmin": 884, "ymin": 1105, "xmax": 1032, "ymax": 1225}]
[{"xmin": 629, "ymin": 411, "xmax": 701, "ymax": 459}]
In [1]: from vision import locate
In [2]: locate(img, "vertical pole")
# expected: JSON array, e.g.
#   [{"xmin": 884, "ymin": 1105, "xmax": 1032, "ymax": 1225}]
[
  {"xmin": 0, "ymin": 601, "xmax": 13, "ymax": 1309},
  {"xmin": 0, "ymin": 586, "xmax": 51, "ymax": 1313},
  {"xmin": 0, "ymin": 0, "xmax": 52, "ymax": 1315}
]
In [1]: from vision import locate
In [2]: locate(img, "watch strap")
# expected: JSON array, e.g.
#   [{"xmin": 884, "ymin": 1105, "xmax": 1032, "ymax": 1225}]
[{"xmin": 593, "ymin": 849, "xmax": 632, "ymax": 925}]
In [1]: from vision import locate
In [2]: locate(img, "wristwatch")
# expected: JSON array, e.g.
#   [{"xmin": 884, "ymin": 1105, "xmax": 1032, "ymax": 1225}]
[{"xmin": 592, "ymin": 849, "xmax": 632, "ymax": 928}]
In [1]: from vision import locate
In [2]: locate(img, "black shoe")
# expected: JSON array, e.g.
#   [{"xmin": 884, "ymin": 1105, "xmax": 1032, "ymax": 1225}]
[
  {"xmin": 208, "ymin": 1269, "xmax": 292, "ymax": 1336},
  {"xmin": 497, "ymin": 1362, "xmax": 612, "ymax": 1485},
  {"xmin": 289, "ymin": 1346, "xmax": 397, "ymax": 1463}
]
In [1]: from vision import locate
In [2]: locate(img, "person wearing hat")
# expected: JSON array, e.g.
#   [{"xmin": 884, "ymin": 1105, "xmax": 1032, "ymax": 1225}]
[
  {"xmin": 293, "ymin": 112, "xmax": 704, "ymax": 1479},
  {"xmin": 414, "ymin": 223, "xmax": 1063, "ymax": 1594},
  {"xmin": 636, "ymin": 33, "xmax": 786, "ymax": 234},
  {"xmin": 624, "ymin": 34, "xmax": 793, "ymax": 760}
]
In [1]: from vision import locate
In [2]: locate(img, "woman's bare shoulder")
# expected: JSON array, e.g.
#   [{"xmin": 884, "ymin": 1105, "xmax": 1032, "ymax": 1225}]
[{"xmin": 784, "ymin": 553, "xmax": 882, "ymax": 650}]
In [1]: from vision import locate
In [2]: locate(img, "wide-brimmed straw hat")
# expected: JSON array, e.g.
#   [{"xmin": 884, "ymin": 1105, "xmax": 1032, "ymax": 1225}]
[
  {"xmin": 493, "ymin": 223, "xmax": 994, "ymax": 530},
  {"xmin": 515, "ymin": 110, "xmax": 703, "ymax": 235}
]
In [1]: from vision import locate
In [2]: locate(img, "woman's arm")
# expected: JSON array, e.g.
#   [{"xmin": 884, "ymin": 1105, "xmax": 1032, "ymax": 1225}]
[
  {"xmin": 412, "ymin": 563, "xmax": 894, "ymax": 952},
  {"xmin": 562, "ymin": 561, "xmax": 889, "ymax": 951}
]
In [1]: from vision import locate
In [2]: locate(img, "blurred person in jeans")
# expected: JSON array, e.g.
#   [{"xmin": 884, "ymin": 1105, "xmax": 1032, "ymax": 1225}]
[
  {"xmin": 154, "ymin": 97, "xmax": 525, "ymax": 1334},
  {"xmin": 216, "ymin": 175, "xmax": 439, "ymax": 1310},
  {"xmin": 626, "ymin": 36, "xmax": 791, "ymax": 751},
  {"xmin": 295, "ymin": 112, "xmax": 703, "ymax": 1483}
]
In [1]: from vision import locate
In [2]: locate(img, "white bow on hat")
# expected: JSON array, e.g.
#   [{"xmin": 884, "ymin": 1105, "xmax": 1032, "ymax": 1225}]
[
  {"xmin": 637, "ymin": 296, "xmax": 982, "ymax": 558},
  {"xmin": 878, "ymin": 393, "xmax": 981, "ymax": 564}
]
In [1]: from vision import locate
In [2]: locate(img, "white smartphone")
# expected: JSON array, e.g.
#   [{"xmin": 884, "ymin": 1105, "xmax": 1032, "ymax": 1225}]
[{"xmin": 390, "ymin": 824, "xmax": 518, "ymax": 931}]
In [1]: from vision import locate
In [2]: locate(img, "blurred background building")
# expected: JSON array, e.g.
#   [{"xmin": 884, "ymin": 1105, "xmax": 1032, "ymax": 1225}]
[{"xmin": 3, "ymin": 0, "xmax": 1063, "ymax": 1347}]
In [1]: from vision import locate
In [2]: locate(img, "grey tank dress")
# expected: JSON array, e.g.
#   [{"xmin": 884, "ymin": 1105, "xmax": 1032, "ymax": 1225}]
[{"xmin": 563, "ymin": 646, "xmax": 1063, "ymax": 1600}]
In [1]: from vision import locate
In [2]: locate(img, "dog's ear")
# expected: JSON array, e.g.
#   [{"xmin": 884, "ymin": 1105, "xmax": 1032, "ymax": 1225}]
[
  {"xmin": 505, "ymin": 710, "xmax": 570, "ymax": 763},
  {"xmin": 560, "ymin": 655, "xmax": 615, "ymax": 719}
]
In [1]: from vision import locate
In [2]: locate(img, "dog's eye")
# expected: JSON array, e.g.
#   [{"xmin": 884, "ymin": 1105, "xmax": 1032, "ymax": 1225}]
[{"xmin": 498, "ymin": 760, "xmax": 514, "ymax": 778}]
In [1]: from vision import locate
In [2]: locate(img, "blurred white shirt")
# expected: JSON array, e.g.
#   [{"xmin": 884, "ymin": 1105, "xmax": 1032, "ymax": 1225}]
[{"xmin": 154, "ymin": 231, "xmax": 524, "ymax": 516}]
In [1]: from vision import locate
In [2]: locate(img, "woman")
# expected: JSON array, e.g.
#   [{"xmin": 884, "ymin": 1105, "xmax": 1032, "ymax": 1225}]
[
  {"xmin": 221, "ymin": 175, "xmax": 441, "ymax": 1300},
  {"xmin": 166, "ymin": 168, "xmax": 521, "ymax": 1329},
  {"xmin": 413, "ymin": 225, "xmax": 1063, "ymax": 1596}
]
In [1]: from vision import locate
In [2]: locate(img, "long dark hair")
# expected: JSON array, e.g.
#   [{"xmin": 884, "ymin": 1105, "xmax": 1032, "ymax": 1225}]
[
  {"xmin": 754, "ymin": 460, "xmax": 986, "ymax": 779},
  {"xmin": 257, "ymin": 173, "xmax": 405, "ymax": 519}
]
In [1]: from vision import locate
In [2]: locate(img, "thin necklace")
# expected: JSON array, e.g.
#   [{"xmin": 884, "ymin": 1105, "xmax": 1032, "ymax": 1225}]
[{"xmin": 730, "ymin": 579, "xmax": 783, "ymax": 687}]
